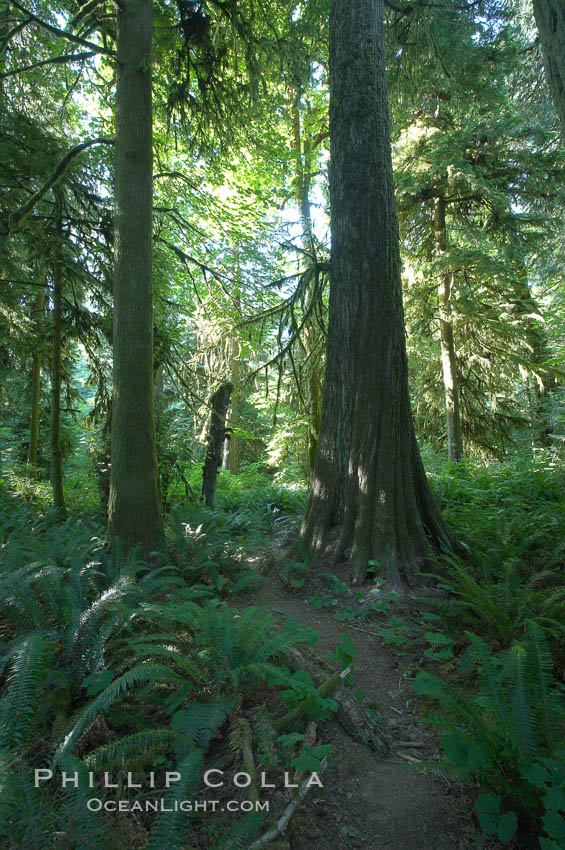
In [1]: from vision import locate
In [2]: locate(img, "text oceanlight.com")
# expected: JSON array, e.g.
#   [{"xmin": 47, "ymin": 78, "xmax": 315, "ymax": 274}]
[{"xmin": 85, "ymin": 799, "xmax": 270, "ymax": 813}]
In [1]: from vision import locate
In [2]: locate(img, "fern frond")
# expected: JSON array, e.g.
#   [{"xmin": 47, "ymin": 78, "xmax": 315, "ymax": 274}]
[
  {"xmin": 1, "ymin": 634, "xmax": 57, "ymax": 747},
  {"xmin": 211, "ymin": 812, "xmax": 263, "ymax": 850},
  {"xmin": 146, "ymin": 748, "xmax": 204, "ymax": 850},
  {"xmin": 525, "ymin": 620, "xmax": 562, "ymax": 749},
  {"xmin": 54, "ymin": 662, "xmax": 185, "ymax": 764},
  {"xmin": 84, "ymin": 729, "xmax": 191, "ymax": 768},
  {"xmin": 172, "ymin": 698, "xmax": 235, "ymax": 750}
]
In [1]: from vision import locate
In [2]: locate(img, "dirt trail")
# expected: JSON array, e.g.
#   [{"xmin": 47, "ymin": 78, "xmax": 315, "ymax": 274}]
[{"xmin": 244, "ymin": 536, "xmax": 478, "ymax": 850}]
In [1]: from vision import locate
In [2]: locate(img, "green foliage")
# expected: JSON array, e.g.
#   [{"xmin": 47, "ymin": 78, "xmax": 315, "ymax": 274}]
[
  {"xmin": 0, "ymin": 489, "xmax": 321, "ymax": 849},
  {"xmin": 413, "ymin": 623, "xmax": 565, "ymax": 843}
]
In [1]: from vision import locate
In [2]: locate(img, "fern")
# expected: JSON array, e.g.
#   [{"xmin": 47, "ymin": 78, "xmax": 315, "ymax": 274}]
[
  {"xmin": 0, "ymin": 752, "xmax": 57, "ymax": 850},
  {"xmin": 146, "ymin": 748, "xmax": 204, "ymax": 850},
  {"xmin": 0, "ymin": 635, "xmax": 57, "ymax": 747},
  {"xmin": 525, "ymin": 620, "xmax": 560, "ymax": 749},
  {"xmin": 414, "ymin": 626, "xmax": 565, "ymax": 811},
  {"xmin": 171, "ymin": 698, "xmax": 235, "ymax": 750},
  {"xmin": 54, "ymin": 662, "xmax": 185, "ymax": 764},
  {"xmin": 211, "ymin": 813, "xmax": 263, "ymax": 850},
  {"xmin": 84, "ymin": 729, "xmax": 192, "ymax": 768}
]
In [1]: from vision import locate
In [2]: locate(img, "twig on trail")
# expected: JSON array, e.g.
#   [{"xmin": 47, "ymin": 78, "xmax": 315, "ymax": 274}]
[
  {"xmin": 396, "ymin": 741, "xmax": 426, "ymax": 748},
  {"xmin": 249, "ymin": 759, "xmax": 328, "ymax": 849},
  {"xmin": 398, "ymin": 752, "xmax": 423, "ymax": 763},
  {"xmin": 342, "ymin": 623, "xmax": 383, "ymax": 637}
]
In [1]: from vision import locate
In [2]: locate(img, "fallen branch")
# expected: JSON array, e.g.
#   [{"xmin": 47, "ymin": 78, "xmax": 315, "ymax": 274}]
[
  {"xmin": 274, "ymin": 666, "xmax": 351, "ymax": 733},
  {"xmin": 281, "ymin": 646, "xmax": 390, "ymax": 756},
  {"xmin": 249, "ymin": 759, "xmax": 328, "ymax": 849}
]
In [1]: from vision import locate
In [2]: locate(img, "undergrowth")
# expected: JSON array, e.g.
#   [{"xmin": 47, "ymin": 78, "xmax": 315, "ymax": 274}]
[{"xmin": 0, "ymin": 474, "xmax": 325, "ymax": 850}]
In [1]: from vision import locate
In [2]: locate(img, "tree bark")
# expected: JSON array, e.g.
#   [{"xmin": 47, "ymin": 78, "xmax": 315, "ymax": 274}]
[
  {"xmin": 532, "ymin": 0, "xmax": 565, "ymax": 139},
  {"xmin": 290, "ymin": 86, "xmax": 322, "ymax": 480},
  {"xmin": 307, "ymin": 361, "xmax": 321, "ymax": 480},
  {"xmin": 300, "ymin": 0, "xmax": 451, "ymax": 589},
  {"xmin": 107, "ymin": 0, "xmax": 162, "ymax": 556},
  {"xmin": 27, "ymin": 283, "xmax": 46, "ymax": 475},
  {"xmin": 50, "ymin": 193, "xmax": 65, "ymax": 515},
  {"xmin": 434, "ymin": 197, "xmax": 463, "ymax": 463},
  {"xmin": 201, "ymin": 382, "xmax": 233, "ymax": 506},
  {"xmin": 223, "ymin": 337, "xmax": 240, "ymax": 474}
]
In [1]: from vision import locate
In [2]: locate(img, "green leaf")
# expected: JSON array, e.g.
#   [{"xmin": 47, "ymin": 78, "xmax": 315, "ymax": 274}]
[
  {"xmin": 543, "ymin": 810, "xmax": 565, "ymax": 841},
  {"xmin": 277, "ymin": 733, "xmax": 304, "ymax": 747},
  {"xmin": 496, "ymin": 812, "xmax": 517, "ymax": 843},
  {"xmin": 522, "ymin": 762, "xmax": 550, "ymax": 788},
  {"xmin": 412, "ymin": 672, "xmax": 444, "ymax": 697},
  {"xmin": 544, "ymin": 786, "xmax": 565, "ymax": 813},
  {"xmin": 474, "ymin": 793, "xmax": 501, "ymax": 815}
]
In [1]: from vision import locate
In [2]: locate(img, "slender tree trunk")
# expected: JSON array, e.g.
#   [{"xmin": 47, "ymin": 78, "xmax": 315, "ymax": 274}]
[
  {"xmin": 107, "ymin": 0, "xmax": 162, "ymax": 556},
  {"xmin": 201, "ymin": 382, "xmax": 233, "ymax": 506},
  {"xmin": 512, "ymin": 260, "xmax": 557, "ymax": 445},
  {"xmin": 301, "ymin": 0, "xmax": 451, "ymax": 589},
  {"xmin": 223, "ymin": 338, "xmax": 240, "ymax": 474},
  {"xmin": 307, "ymin": 361, "xmax": 321, "ymax": 480},
  {"xmin": 290, "ymin": 87, "xmax": 321, "ymax": 478},
  {"xmin": 434, "ymin": 197, "xmax": 463, "ymax": 463},
  {"xmin": 532, "ymin": 0, "xmax": 565, "ymax": 139},
  {"xmin": 50, "ymin": 193, "xmax": 65, "ymax": 514},
  {"xmin": 27, "ymin": 284, "xmax": 46, "ymax": 475}
]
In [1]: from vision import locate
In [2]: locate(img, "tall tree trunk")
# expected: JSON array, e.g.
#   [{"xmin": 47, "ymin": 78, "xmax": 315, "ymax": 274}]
[
  {"xmin": 107, "ymin": 0, "xmax": 162, "ymax": 556},
  {"xmin": 307, "ymin": 361, "xmax": 321, "ymax": 480},
  {"xmin": 512, "ymin": 259, "xmax": 557, "ymax": 445},
  {"xmin": 202, "ymin": 382, "xmax": 233, "ymax": 506},
  {"xmin": 50, "ymin": 193, "xmax": 65, "ymax": 515},
  {"xmin": 435, "ymin": 197, "xmax": 463, "ymax": 463},
  {"xmin": 301, "ymin": 0, "xmax": 451, "ymax": 589},
  {"xmin": 290, "ymin": 86, "xmax": 321, "ymax": 478},
  {"xmin": 532, "ymin": 0, "xmax": 565, "ymax": 139},
  {"xmin": 222, "ymin": 337, "xmax": 240, "ymax": 474},
  {"xmin": 27, "ymin": 283, "xmax": 46, "ymax": 475}
]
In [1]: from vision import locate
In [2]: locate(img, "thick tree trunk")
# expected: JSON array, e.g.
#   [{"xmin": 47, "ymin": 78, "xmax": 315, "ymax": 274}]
[
  {"xmin": 27, "ymin": 284, "xmax": 46, "ymax": 475},
  {"xmin": 201, "ymin": 382, "xmax": 233, "ymax": 506},
  {"xmin": 50, "ymin": 194, "xmax": 65, "ymax": 515},
  {"xmin": 532, "ymin": 0, "xmax": 565, "ymax": 139},
  {"xmin": 301, "ymin": 0, "xmax": 451, "ymax": 589},
  {"xmin": 434, "ymin": 197, "xmax": 463, "ymax": 463},
  {"xmin": 107, "ymin": 0, "xmax": 162, "ymax": 556}
]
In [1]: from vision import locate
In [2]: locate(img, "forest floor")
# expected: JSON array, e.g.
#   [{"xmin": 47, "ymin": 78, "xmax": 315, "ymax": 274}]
[{"xmin": 239, "ymin": 528, "xmax": 503, "ymax": 850}]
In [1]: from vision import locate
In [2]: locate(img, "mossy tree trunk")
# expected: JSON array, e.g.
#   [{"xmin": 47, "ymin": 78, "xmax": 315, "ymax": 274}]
[
  {"xmin": 435, "ymin": 196, "xmax": 463, "ymax": 463},
  {"xmin": 300, "ymin": 0, "xmax": 451, "ymax": 589},
  {"xmin": 533, "ymin": 0, "xmax": 565, "ymax": 139},
  {"xmin": 50, "ymin": 192, "xmax": 65, "ymax": 515},
  {"xmin": 107, "ymin": 0, "xmax": 162, "ymax": 556},
  {"xmin": 202, "ymin": 382, "xmax": 233, "ymax": 506},
  {"xmin": 27, "ymin": 283, "xmax": 46, "ymax": 475}
]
